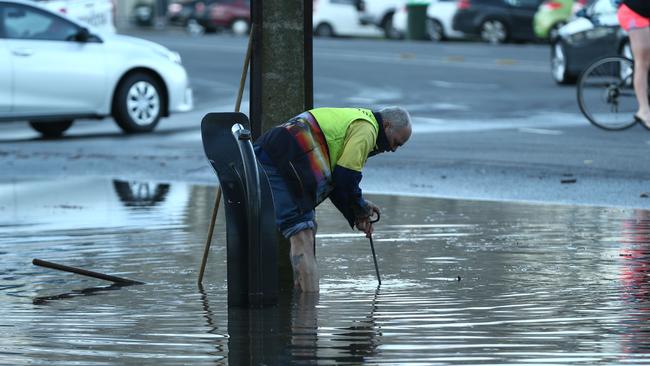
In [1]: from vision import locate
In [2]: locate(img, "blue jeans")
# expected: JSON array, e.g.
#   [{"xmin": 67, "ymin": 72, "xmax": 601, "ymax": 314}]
[{"xmin": 255, "ymin": 146, "xmax": 316, "ymax": 238}]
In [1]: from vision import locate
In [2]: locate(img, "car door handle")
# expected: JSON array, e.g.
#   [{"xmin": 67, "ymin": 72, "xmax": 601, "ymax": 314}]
[{"xmin": 12, "ymin": 49, "xmax": 34, "ymax": 57}]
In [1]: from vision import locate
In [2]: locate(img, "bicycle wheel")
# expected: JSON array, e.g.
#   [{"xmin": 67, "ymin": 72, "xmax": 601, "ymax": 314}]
[{"xmin": 577, "ymin": 56, "xmax": 637, "ymax": 131}]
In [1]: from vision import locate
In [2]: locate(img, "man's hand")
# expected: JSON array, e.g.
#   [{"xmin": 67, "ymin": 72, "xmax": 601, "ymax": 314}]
[
  {"xmin": 356, "ymin": 200, "xmax": 380, "ymax": 238},
  {"xmin": 365, "ymin": 200, "xmax": 381, "ymax": 219},
  {"xmin": 356, "ymin": 218, "xmax": 373, "ymax": 238}
]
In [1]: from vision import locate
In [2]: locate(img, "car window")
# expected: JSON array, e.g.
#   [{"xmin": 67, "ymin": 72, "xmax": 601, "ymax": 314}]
[{"xmin": 3, "ymin": 4, "xmax": 78, "ymax": 41}]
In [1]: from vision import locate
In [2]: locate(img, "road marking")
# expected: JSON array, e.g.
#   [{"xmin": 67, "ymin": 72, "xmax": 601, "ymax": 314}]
[
  {"xmin": 518, "ymin": 128, "xmax": 564, "ymax": 135},
  {"xmin": 412, "ymin": 114, "xmax": 585, "ymax": 133},
  {"xmin": 430, "ymin": 80, "xmax": 500, "ymax": 90}
]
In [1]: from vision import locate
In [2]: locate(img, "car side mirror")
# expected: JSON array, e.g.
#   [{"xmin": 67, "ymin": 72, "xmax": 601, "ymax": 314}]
[{"xmin": 75, "ymin": 27, "xmax": 90, "ymax": 42}]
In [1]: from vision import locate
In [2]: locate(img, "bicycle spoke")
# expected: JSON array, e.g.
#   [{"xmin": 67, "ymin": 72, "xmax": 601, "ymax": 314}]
[{"xmin": 577, "ymin": 56, "xmax": 637, "ymax": 131}]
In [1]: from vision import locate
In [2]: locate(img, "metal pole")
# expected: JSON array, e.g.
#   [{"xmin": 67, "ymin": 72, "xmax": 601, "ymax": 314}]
[
  {"xmin": 33, "ymin": 258, "xmax": 144, "ymax": 285},
  {"xmin": 368, "ymin": 212, "xmax": 381, "ymax": 285},
  {"xmin": 197, "ymin": 26, "xmax": 254, "ymax": 286},
  {"xmin": 368, "ymin": 235, "xmax": 381, "ymax": 286}
]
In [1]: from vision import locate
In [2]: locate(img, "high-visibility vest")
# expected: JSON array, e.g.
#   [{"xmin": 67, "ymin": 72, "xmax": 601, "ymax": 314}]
[{"xmin": 309, "ymin": 108, "xmax": 379, "ymax": 170}]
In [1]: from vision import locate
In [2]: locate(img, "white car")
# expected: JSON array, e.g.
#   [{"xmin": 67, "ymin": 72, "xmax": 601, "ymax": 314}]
[
  {"xmin": 392, "ymin": 1, "xmax": 407, "ymax": 38},
  {"xmin": 425, "ymin": 0, "xmax": 464, "ymax": 41},
  {"xmin": 393, "ymin": 0, "xmax": 464, "ymax": 41},
  {"xmin": 35, "ymin": 0, "xmax": 116, "ymax": 34},
  {"xmin": 0, "ymin": 0, "xmax": 193, "ymax": 137},
  {"xmin": 313, "ymin": 0, "xmax": 383, "ymax": 38},
  {"xmin": 361, "ymin": 0, "xmax": 402, "ymax": 38}
]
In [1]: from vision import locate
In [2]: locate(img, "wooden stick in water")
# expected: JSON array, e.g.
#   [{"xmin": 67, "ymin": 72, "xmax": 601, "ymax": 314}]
[{"xmin": 33, "ymin": 258, "xmax": 144, "ymax": 285}]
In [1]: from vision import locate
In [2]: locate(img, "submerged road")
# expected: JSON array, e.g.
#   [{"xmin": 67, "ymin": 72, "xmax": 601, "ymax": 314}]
[{"xmin": 0, "ymin": 30, "xmax": 649, "ymax": 209}]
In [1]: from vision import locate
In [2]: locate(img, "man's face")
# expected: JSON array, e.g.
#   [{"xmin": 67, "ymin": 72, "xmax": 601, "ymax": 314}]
[{"xmin": 386, "ymin": 122, "xmax": 412, "ymax": 152}]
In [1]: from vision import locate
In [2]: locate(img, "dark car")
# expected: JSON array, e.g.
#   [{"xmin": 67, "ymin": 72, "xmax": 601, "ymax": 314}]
[
  {"xmin": 550, "ymin": 0, "xmax": 628, "ymax": 84},
  {"xmin": 452, "ymin": 0, "xmax": 544, "ymax": 43},
  {"xmin": 193, "ymin": 0, "xmax": 250, "ymax": 35}
]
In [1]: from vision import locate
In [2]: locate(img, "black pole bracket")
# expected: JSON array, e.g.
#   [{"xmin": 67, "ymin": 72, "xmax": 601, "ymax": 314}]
[{"xmin": 201, "ymin": 112, "xmax": 278, "ymax": 307}]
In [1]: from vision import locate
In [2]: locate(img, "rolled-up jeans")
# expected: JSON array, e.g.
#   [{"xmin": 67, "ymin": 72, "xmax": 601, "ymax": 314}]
[{"xmin": 255, "ymin": 146, "xmax": 316, "ymax": 238}]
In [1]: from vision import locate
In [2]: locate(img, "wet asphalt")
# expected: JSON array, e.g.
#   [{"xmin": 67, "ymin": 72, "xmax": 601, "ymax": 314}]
[{"xmin": 0, "ymin": 31, "xmax": 649, "ymax": 209}]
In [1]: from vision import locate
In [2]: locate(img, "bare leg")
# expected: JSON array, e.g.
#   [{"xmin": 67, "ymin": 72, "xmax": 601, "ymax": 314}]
[
  {"xmin": 630, "ymin": 27, "xmax": 650, "ymax": 126},
  {"xmin": 289, "ymin": 229, "xmax": 319, "ymax": 292}
]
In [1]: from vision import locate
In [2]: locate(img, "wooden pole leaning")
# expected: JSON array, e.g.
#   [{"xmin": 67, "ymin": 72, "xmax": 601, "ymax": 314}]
[{"xmin": 198, "ymin": 25, "xmax": 255, "ymax": 286}]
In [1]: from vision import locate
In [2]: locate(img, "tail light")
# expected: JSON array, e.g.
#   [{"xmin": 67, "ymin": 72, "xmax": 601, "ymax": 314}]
[
  {"xmin": 458, "ymin": 0, "xmax": 470, "ymax": 10},
  {"xmin": 542, "ymin": 1, "xmax": 563, "ymax": 10},
  {"xmin": 577, "ymin": 0, "xmax": 587, "ymax": 4}
]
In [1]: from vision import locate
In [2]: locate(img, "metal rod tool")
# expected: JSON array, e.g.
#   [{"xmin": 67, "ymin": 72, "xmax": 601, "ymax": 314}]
[
  {"xmin": 368, "ymin": 212, "xmax": 381, "ymax": 285},
  {"xmin": 33, "ymin": 258, "xmax": 144, "ymax": 285}
]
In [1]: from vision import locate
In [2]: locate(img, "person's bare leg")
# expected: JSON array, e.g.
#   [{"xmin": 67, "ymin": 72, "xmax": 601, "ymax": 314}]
[
  {"xmin": 630, "ymin": 28, "xmax": 650, "ymax": 126},
  {"xmin": 289, "ymin": 229, "xmax": 319, "ymax": 292}
]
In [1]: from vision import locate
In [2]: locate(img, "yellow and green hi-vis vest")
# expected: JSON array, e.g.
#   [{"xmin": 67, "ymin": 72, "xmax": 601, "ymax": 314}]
[{"xmin": 308, "ymin": 108, "xmax": 379, "ymax": 170}]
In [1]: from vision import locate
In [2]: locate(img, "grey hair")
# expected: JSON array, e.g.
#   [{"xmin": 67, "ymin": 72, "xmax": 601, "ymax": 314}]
[{"xmin": 378, "ymin": 106, "xmax": 411, "ymax": 129}]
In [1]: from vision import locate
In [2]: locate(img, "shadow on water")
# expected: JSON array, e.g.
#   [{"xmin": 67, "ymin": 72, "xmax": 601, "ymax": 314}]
[{"xmin": 1, "ymin": 177, "xmax": 650, "ymax": 364}]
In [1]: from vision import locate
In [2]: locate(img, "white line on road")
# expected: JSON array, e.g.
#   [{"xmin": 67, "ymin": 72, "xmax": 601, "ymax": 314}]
[{"xmin": 518, "ymin": 128, "xmax": 564, "ymax": 135}]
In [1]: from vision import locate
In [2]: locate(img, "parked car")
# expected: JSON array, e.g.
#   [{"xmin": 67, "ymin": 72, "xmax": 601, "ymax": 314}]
[
  {"xmin": 0, "ymin": 0, "xmax": 193, "ymax": 137},
  {"xmin": 426, "ymin": 0, "xmax": 465, "ymax": 41},
  {"xmin": 313, "ymin": 0, "xmax": 383, "ymax": 37},
  {"xmin": 360, "ymin": 0, "xmax": 402, "ymax": 38},
  {"xmin": 533, "ymin": 0, "xmax": 587, "ymax": 40},
  {"xmin": 391, "ymin": 0, "xmax": 407, "ymax": 38},
  {"xmin": 192, "ymin": 0, "xmax": 250, "ymax": 35},
  {"xmin": 550, "ymin": 0, "xmax": 626, "ymax": 84},
  {"xmin": 392, "ymin": 0, "xmax": 465, "ymax": 41},
  {"xmin": 452, "ymin": 0, "xmax": 545, "ymax": 44},
  {"xmin": 34, "ymin": 0, "xmax": 116, "ymax": 33}
]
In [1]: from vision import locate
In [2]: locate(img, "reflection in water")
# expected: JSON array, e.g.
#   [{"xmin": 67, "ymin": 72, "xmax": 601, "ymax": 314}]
[
  {"xmin": 32, "ymin": 283, "xmax": 128, "ymax": 305},
  {"xmin": 3, "ymin": 178, "xmax": 650, "ymax": 364},
  {"xmin": 620, "ymin": 210, "xmax": 650, "ymax": 356},
  {"xmin": 113, "ymin": 180, "xmax": 171, "ymax": 208}
]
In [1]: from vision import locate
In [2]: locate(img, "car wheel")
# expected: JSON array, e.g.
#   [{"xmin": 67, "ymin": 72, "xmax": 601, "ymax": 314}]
[
  {"xmin": 113, "ymin": 73, "xmax": 163, "ymax": 134},
  {"xmin": 382, "ymin": 13, "xmax": 401, "ymax": 39},
  {"xmin": 186, "ymin": 18, "xmax": 205, "ymax": 36},
  {"xmin": 480, "ymin": 19, "xmax": 507, "ymax": 44},
  {"xmin": 426, "ymin": 18, "xmax": 445, "ymax": 42},
  {"xmin": 29, "ymin": 120, "xmax": 74, "ymax": 138},
  {"xmin": 315, "ymin": 23, "xmax": 335, "ymax": 37},
  {"xmin": 550, "ymin": 40, "xmax": 576, "ymax": 85},
  {"xmin": 113, "ymin": 180, "xmax": 170, "ymax": 207},
  {"xmin": 231, "ymin": 18, "xmax": 249, "ymax": 36}
]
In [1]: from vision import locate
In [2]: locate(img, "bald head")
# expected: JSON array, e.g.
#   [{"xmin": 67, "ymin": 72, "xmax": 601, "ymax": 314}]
[{"xmin": 378, "ymin": 106, "xmax": 412, "ymax": 152}]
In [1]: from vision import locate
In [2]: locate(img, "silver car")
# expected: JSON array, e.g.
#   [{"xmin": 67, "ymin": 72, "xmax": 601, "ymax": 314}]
[{"xmin": 0, "ymin": 0, "xmax": 193, "ymax": 137}]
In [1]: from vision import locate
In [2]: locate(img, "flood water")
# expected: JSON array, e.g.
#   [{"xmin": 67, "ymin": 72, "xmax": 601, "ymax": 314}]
[{"xmin": 1, "ymin": 177, "xmax": 650, "ymax": 365}]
